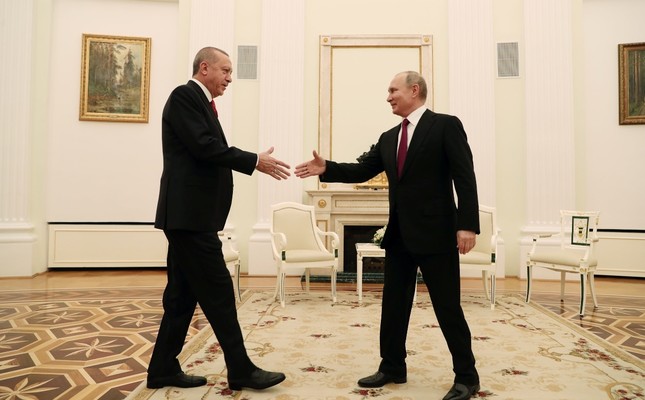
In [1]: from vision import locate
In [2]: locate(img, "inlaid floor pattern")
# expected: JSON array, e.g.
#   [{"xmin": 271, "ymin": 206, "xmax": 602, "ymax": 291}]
[{"xmin": 0, "ymin": 278, "xmax": 643, "ymax": 400}]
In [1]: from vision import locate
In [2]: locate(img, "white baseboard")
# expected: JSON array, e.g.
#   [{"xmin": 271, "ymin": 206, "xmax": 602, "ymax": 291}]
[{"xmin": 48, "ymin": 224, "xmax": 167, "ymax": 268}]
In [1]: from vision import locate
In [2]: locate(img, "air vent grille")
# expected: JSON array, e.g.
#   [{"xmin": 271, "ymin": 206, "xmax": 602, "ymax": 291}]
[
  {"xmin": 497, "ymin": 42, "xmax": 519, "ymax": 78},
  {"xmin": 237, "ymin": 45, "xmax": 258, "ymax": 80}
]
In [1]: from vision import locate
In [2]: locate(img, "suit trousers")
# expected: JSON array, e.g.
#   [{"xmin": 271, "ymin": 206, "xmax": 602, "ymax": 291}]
[
  {"xmin": 378, "ymin": 238, "xmax": 479, "ymax": 385},
  {"xmin": 147, "ymin": 230, "xmax": 254, "ymax": 379}
]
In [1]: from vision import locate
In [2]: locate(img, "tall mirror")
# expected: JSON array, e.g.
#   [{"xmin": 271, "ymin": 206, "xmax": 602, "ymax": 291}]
[{"xmin": 318, "ymin": 35, "xmax": 433, "ymax": 190}]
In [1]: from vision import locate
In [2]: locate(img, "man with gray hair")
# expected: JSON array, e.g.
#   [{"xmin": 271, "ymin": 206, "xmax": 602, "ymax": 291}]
[
  {"xmin": 296, "ymin": 71, "xmax": 481, "ymax": 400},
  {"xmin": 147, "ymin": 47, "xmax": 288, "ymax": 392}
]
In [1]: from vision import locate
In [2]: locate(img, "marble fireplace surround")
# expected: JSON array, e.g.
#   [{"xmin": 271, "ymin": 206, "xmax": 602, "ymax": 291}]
[
  {"xmin": 306, "ymin": 189, "xmax": 506, "ymax": 280},
  {"xmin": 307, "ymin": 189, "xmax": 389, "ymax": 272}
]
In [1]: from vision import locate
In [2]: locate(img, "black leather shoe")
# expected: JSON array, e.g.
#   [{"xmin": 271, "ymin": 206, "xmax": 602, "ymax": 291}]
[
  {"xmin": 357, "ymin": 371, "xmax": 407, "ymax": 388},
  {"xmin": 228, "ymin": 368, "xmax": 286, "ymax": 391},
  {"xmin": 146, "ymin": 372, "xmax": 207, "ymax": 389},
  {"xmin": 442, "ymin": 383, "xmax": 480, "ymax": 400}
]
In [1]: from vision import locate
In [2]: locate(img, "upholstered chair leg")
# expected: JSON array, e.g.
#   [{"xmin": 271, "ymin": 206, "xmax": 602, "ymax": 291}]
[
  {"xmin": 579, "ymin": 272, "xmax": 587, "ymax": 316},
  {"xmin": 304, "ymin": 269, "xmax": 310, "ymax": 293},
  {"xmin": 588, "ymin": 273, "xmax": 599, "ymax": 309},
  {"xmin": 490, "ymin": 273, "xmax": 496, "ymax": 310},
  {"xmin": 273, "ymin": 266, "xmax": 281, "ymax": 301},
  {"xmin": 234, "ymin": 262, "xmax": 241, "ymax": 302},
  {"xmin": 331, "ymin": 268, "xmax": 337, "ymax": 303},
  {"xmin": 560, "ymin": 271, "xmax": 566, "ymax": 302},
  {"xmin": 482, "ymin": 271, "xmax": 490, "ymax": 300},
  {"xmin": 280, "ymin": 272, "xmax": 286, "ymax": 308},
  {"xmin": 525, "ymin": 265, "xmax": 532, "ymax": 303}
]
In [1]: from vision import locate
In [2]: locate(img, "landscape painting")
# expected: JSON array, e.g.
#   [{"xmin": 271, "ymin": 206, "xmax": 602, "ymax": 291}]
[
  {"xmin": 618, "ymin": 42, "xmax": 645, "ymax": 125},
  {"xmin": 79, "ymin": 34, "xmax": 151, "ymax": 122}
]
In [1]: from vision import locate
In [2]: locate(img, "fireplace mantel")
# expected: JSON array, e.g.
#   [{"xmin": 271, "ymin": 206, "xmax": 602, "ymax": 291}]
[{"xmin": 307, "ymin": 189, "xmax": 389, "ymax": 271}]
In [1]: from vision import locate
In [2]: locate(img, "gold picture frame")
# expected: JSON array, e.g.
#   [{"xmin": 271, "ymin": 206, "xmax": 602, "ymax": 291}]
[
  {"xmin": 618, "ymin": 42, "xmax": 645, "ymax": 125},
  {"xmin": 79, "ymin": 34, "xmax": 151, "ymax": 123}
]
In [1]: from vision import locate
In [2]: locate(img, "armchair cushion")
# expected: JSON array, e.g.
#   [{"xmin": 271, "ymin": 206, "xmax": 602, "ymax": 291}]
[
  {"xmin": 459, "ymin": 250, "xmax": 491, "ymax": 265},
  {"xmin": 222, "ymin": 247, "xmax": 238, "ymax": 263},
  {"xmin": 283, "ymin": 250, "xmax": 336, "ymax": 262},
  {"xmin": 530, "ymin": 247, "xmax": 597, "ymax": 267}
]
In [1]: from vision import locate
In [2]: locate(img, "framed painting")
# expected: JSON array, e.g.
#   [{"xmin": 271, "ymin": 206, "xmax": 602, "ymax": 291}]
[
  {"xmin": 571, "ymin": 216, "xmax": 590, "ymax": 246},
  {"xmin": 79, "ymin": 34, "xmax": 151, "ymax": 122},
  {"xmin": 618, "ymin": 42, "xmax": 645, "ymax": 125}
]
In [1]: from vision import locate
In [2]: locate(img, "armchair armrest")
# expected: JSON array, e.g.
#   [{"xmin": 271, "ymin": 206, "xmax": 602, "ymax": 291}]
[
  {"xmin": 218, "ymin": 231, "xmax": 237, "ymax": 252},
  {"xmin": 528, "ymin": 232, "xmax": 561, "ymax": 254},
  {"xmin": 315, "ymin": 228, "xmax": 340, "ymax": 256},
  {"xmin": 316, "ymin": 229, "xmax": 339, "ymax": 247},
  {"xmin": 270, "ymin": 232, "xmax": 287, "ymax": 259},
  {"xmin": 218, "ymin": 230, "xmax": 231, "ymax": 240},
  {"xmin": 489, "ymin": 228, "xmax": 500, "ymax": 251},
  {"xmin": 533, "ymin": 233, "xmax": 556, "ymax": 241}
]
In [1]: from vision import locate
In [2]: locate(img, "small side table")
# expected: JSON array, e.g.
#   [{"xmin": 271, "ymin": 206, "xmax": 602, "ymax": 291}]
[
  {"xmin": 355, "ymin": 242, "xmax": 419, "ymax": 303},
  {"xmin": 355, "ymin": 242, "xmax": 385, "ymax": 303}
]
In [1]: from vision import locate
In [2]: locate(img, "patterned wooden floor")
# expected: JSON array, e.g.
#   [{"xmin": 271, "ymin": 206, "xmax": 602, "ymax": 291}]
[
  {"xmin": 0, "ymin": 281, "xmax": 643, "ymax": 400},
  {"xmin": 0, "ymin": 287, "xmax": 208, "ymax": 400},
  {"xmin": 528, "ymin": 291, "xmax": 645, "ymax": 361}
]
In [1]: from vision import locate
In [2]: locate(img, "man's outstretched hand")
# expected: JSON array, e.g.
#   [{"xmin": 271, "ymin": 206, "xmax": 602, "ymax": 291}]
[
  {"xmin": 295, "ymin": 150, "xmax": 326, "ymax": 178},
  {"xmin": 256, "ymin": 147, "xmax": 291, "ymax": 180}
]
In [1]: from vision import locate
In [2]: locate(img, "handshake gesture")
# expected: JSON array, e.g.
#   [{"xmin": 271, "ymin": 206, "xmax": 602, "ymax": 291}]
[
  {"xmin": 256, "ymin": 147, "xmax": 291, "ymax": 180},
  {"xmin": 257, "ymin": 149, "xmax": 326, "ymax": 181}
]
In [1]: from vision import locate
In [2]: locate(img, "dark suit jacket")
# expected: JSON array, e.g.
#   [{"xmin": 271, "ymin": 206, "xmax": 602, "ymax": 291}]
[
  {"xmin": 321, "ymin": 109, "xmax": 479, "ymax": 254},
  {"xmin": 155, "ymin": 80, "xmax": 257, "ymax": 232}
]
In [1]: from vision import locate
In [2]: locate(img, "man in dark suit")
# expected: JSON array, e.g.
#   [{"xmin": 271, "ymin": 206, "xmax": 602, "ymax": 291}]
[
  {"xmin": 147, "ymin": 47, "xmax": 289, "ymax": 391},
  {"xmin": 295, "ymin": 71, "xmax": 480, "ymax": 400}
]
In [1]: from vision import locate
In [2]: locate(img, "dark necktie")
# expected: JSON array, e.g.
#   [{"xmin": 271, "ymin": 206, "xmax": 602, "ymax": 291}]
[
  {"xmin": 397, "ymin": 118, "xmax": 410, "ymax": 177},
  {"xmin": 210, "ymin": 99, "xmax": 218, "ymax": 117}
]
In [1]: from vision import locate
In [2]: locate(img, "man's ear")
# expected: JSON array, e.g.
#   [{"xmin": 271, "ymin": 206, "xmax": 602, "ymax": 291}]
[{"xmin": 412, "ymin": 84, "xmax": 420, "ymax": 97}]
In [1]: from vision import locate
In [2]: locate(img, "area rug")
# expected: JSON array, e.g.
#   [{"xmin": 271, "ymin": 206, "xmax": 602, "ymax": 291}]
[{"xmin": 126, "ymin": 291, "xmax": 645, "ymax": 400}]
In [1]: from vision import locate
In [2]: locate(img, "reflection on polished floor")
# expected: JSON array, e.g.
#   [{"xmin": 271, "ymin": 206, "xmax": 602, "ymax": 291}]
[{"xmin": 0, "ymin": 269, "xmax": 643, "ymax": 400}]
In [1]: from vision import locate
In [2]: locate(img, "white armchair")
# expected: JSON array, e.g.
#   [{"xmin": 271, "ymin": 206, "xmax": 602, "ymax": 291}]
[
  {"xmin": 219, "ymin": 231, "xmax": 241, "ymax": 302},
  {"xmin": 525, "ymin": 210, "xmax": 600, "ymax": 316},
  {"xmin": 459, "ymin": 205, "xmax": 499, "ymax": 309},
  {"xmin": 270, "ymin": 202, "xmax": 339, "ymax": 307}
]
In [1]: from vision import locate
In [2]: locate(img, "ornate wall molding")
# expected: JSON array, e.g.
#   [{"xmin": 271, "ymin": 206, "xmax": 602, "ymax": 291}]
[
  {"xmin": 448, "ymin": 0, "xmax": 496, "ymax": 207},
  {"xmin": 524, "ymin": 0, "xmax": 575, "ymax": 227},
  {"xmin": 520, "ymin": 0, "xmax": 576, "ymax": 278},
  {"xmin": 188, "ymin": 0, "xmax": 235, "ymax": 137},
  {"xmin": 249, "ymin": 0, "xmax": 305, "ymax": 275},
  {"xmin": 0, "ymin": 0, "xmax": 36, "ymax": 276}
]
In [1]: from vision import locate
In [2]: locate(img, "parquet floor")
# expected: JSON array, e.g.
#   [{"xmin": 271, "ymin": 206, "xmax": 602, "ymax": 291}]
[{"xmin": 0, "ymin": 269, "xmax": 643, "ymax": 400}]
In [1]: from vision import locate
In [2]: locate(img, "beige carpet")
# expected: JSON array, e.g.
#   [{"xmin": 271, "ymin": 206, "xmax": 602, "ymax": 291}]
[{"xmin": 127, "ymin": 290, "xmax": 645, "ymax": 400}]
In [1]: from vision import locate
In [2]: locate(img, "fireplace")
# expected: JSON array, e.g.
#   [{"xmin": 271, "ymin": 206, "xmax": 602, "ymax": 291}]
[
  {"xmin": 307, "ymin": 189, "xmax": 389, "ymax": 272},
  {"xmin": 343, "ymin": 225, "xmax": 385, "ymax": 273}
]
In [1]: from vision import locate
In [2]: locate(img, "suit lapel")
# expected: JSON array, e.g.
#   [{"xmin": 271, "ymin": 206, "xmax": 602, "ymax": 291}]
[
  {"xmin": 187, "ymin": 80, "xmax": 229, "ymax": 146},
  {"xmin": 384, "ymin": 125, "xmax": 400, "ymax": 176},
  {"xmin": 399, "ymin": 109, "xmax": 436, "ymax": 177}
]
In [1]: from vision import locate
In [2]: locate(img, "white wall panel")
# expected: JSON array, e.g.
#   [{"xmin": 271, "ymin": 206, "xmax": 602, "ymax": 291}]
[{"xmin": 0, "ymin": 0, "xmax": 36, "ymax": 276}]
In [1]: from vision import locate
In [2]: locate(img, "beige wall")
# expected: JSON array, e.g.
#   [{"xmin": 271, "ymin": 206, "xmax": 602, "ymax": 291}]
[
  {"xmin": 581, "ymin": 0, "xmax": 645, "ymax": 229},
  {"xmin": 9, "ymin": 0, "xmax": 644, "ymax": 276}
]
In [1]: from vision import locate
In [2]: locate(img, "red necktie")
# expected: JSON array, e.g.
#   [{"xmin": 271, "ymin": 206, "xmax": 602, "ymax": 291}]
[
  {"xmin": 397, "ymin": 119, "xmax": 409, "ymax": 177},
  {"xmin": 210, "ymin": 100, "xmax": 218, "ymax": 117}
]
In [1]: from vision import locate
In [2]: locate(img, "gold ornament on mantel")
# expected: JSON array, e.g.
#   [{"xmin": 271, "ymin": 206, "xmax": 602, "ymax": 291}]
[
  {"xmin": 354, "ymin": 144, "xmax": 388, "ymax": 190},
  {"xmin": 354, "ymin": 172, "xmax": 388, "ymax": 190}
]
